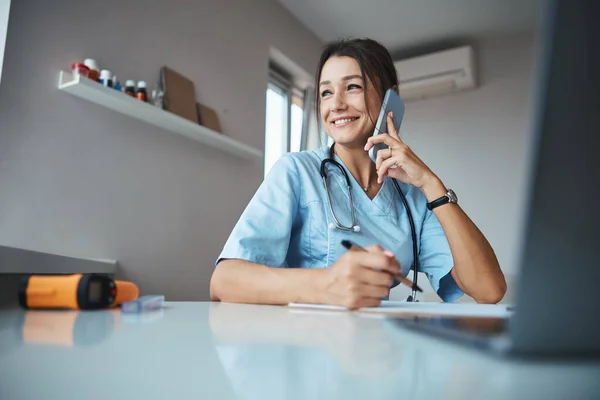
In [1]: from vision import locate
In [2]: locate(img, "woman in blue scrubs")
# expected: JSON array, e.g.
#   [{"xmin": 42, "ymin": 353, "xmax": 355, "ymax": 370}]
[{"xmin": 210, "ymin": 38, "xmax": 506, "ymax": 308}]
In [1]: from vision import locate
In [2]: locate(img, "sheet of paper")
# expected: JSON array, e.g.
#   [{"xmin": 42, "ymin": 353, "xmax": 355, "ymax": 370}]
[{"xmin": 288, "ymin": 301, "xmax": 513, "ymax": 318}]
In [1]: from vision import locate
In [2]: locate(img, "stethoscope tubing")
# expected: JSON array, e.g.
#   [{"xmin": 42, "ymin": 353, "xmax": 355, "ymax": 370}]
[{"xmin": 319, "ymin": 143, "xmax": 420, "ymax": 301}]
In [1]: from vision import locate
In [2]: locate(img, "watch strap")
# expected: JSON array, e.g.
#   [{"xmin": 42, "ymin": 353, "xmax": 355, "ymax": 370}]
[{"xmin": 426, "ymin": 195, "xmax": 449, "ymax": 210}]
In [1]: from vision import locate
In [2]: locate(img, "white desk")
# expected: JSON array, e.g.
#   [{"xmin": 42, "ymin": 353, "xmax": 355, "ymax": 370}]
[{"xmin": 0, "ymin": 302, "xmax": 598, "ymax": 400}]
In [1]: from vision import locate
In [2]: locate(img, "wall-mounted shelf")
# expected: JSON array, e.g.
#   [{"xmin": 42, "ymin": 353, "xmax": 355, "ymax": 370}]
[
  {"xmin": 57, "ymin": 71, "xmax": 263, "ymax": 160},
  {"xmin": 0, "ymin": 245, "xmax": 117, "ymax": 274}
]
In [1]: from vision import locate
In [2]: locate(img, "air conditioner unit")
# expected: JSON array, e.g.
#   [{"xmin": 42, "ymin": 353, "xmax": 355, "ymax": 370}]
[{"xmin": 394, "ymin": 46, "xmax": 476, "ymax": 101}]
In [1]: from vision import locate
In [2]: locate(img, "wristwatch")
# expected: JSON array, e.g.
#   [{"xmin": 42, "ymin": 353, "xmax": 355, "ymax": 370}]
[{"xmin": 426, "ymin": 189, "xmax": 458, "ymax": 210}]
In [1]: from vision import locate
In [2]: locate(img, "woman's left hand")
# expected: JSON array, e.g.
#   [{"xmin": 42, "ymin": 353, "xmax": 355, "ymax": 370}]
[{"xmin": 364, "ymin": 112, "xmax": 438, "ymax": 190}]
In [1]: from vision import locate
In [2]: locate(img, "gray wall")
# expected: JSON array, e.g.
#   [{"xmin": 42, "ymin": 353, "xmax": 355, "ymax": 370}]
[
  {"xmin": 0, "ymin": 0, "xmax": 323, "ymax": 302},
  {"xmin": 391, "ymin": 33, "xmax": 537, "ymax": 303}
]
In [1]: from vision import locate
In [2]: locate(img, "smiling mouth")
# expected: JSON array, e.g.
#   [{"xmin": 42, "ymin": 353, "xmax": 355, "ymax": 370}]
[{"xmin": 332, "ymin": 117, "xmax": 359, "ymax": 127}]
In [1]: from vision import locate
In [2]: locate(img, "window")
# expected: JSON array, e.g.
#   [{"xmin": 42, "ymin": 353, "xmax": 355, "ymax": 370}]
[
  {"xmin": 0, "ymin": 0, "xmax": 11, "ymax": 85},
  {"xmin": 264, "ymin": 65, "xmax": 305, "ymax": 176}
]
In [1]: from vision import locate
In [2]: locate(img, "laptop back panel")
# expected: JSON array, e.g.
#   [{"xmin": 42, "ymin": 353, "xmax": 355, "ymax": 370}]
[{"xmin": 509, "ymin": 0, "xmax": 600, "ymax": 355}]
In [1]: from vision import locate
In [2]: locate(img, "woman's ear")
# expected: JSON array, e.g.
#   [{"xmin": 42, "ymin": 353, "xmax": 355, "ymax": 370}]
[{"xmin": 392, "ymin": 84, "xmax": 399, "ymax": 94}]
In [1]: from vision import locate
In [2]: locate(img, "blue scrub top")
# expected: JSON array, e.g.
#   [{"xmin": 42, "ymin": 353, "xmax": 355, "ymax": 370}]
[{"xmin": 217, "ymin": 145, "xmax": 463, "ymax": 302}]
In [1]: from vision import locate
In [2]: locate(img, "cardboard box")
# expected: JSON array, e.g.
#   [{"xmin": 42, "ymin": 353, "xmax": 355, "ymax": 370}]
[
  {"xmin": 161, "ymin": 67, "xmax": 198, "ymax": 124},
  {"xmin": 197, "ymin": 103, "xmax": 222, "ymax": 133}
]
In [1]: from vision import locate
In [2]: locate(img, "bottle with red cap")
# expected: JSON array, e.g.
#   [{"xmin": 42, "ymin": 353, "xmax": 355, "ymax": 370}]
[
  {"xmin": 71, "ymin": 63, "xmax": 89, "ymax": 79},
  {"xmin": 136, "ymin": 81, "xmax": 148, "ymax": 102},
  {"xmin": 83, "ymin": 59, "xmax": 100, "ymax": 81},
  {"xmin": 124, "ymin": 80, "xmax": 136, "ymax": 97}
]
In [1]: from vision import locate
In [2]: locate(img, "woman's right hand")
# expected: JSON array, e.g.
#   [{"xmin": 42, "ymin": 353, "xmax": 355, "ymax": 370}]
[{"xmin": 319, "ymin": 245, "xmax": 401, "ymax": 309}]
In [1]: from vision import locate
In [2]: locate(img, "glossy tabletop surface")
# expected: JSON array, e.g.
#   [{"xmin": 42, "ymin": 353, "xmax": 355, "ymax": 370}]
[{"xmin": 1, "ymin": 302, "xmax": 599, "ymax": 400}]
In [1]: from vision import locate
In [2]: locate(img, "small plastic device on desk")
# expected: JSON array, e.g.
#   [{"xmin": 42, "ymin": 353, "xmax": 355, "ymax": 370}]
[
  {"xmin": 121, "ymin": 295, "xmax": 165, "ymax": 313},
  {"xmin": 18, "ymin": 273, "xmax": 139, "ymax": 310}
]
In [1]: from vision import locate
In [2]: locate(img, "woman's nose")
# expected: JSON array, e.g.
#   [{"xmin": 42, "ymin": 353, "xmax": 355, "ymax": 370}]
[{"xmin": 330, "ymin": 92, "xmax": 348, "ymax": 112}]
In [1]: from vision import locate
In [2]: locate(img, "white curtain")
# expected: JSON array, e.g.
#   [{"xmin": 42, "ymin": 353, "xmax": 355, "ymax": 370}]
[{"xmin": 300, "ymin": 87, "xmax": 326, "ymax": 151}]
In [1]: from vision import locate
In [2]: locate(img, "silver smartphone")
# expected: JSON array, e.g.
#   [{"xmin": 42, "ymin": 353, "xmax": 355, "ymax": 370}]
[{"xmin": 368, "ymin": 88, "xmax": 405, "ymax": 164}]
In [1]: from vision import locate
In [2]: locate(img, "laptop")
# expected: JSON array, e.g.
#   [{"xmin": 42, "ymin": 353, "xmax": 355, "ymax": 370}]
[{"xmin": 391, "ymin": 0, "xmax": 600, "ymax": 358}]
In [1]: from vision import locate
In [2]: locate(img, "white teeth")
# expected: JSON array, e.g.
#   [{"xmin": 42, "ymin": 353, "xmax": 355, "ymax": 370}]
[{"xmin": 334, "ymin": 118, "xmax": 357, "ymax": 126}]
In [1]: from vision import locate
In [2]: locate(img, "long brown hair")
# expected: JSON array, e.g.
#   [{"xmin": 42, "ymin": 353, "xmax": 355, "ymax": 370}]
[{"xmin": 314, "ymin": 38, "xmax": 399, "ymax": 130}]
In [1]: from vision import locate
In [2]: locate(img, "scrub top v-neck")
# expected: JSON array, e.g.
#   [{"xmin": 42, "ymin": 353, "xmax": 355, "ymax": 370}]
[{"xmin": 217, "ymin": 146, "xmax": 462, "ymax": 302}]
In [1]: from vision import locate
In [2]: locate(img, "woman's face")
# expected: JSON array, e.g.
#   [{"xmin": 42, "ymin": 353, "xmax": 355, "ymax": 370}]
[{"xmin": 319, "ymin": 56, "xmax": 383, "ymax": 148}]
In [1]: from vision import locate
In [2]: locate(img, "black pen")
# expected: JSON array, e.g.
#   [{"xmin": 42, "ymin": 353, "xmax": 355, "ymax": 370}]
[{"xmin": 341, "ymin": 240, "xmax": 423, "ymax": 293}]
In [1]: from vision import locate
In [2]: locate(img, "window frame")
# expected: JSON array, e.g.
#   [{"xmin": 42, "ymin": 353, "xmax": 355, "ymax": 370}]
[{"xmin": 265, "ymin": 64, "xmax": 306, "ymax": 175}]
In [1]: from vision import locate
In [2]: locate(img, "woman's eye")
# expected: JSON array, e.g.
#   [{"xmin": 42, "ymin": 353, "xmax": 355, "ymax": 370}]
[
  {"xmin": 320, "ymin": 90, "xmax": 332, "ymax": 98},
  {"xmin": 348, "ymin": 84, "xmax": 362, "ymax": 90}
]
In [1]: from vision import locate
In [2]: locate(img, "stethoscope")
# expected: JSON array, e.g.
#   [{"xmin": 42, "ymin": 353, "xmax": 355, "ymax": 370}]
[{"xmin": 320, "ymin": 143, "xmax": 420, "ymax": 302}]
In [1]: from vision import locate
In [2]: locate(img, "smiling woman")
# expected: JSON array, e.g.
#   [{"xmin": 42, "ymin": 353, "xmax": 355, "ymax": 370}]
[
  {"xmin": 210, "ymin": 38, "xmax": 506, "ymax": 308},
  {"xmin": 318, "ymin": 68, "xmax": 381, "ymax": 152}
]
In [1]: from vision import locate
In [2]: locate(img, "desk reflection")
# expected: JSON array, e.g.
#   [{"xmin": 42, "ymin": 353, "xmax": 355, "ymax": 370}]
[
  {"xmin": 18, "ymin": 310, "xmax": 119, "ymax": 347},
  {"xmin": 17, "ymin": 306, "xmax": 167, "ymax": 349},
  {"xmin": 207, "ymin": 302, "xmax": 600, "ymax": 400},
  {"xmin": 208, "ymin": 302, "xmax": 420, "ymax": 400},
  {"xmin": 210, "ymin": 302, "xmax": 403, "ymax": 376}
]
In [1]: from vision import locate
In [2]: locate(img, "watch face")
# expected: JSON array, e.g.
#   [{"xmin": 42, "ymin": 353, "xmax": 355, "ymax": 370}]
[{"xmin": 447, "ymin": 189, "xmax": 458, "ymax": 203}]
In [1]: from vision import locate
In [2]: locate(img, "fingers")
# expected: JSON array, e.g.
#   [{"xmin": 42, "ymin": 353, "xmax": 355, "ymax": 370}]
[
  {"xmin": 355, "ymin": 252, "xmax": 400, "ymax": 276},
  {"xmin": 387, "ymin": 112, "xmax": 401, "ymax": 140},
  {"xmin": 359, "ymin": 297, "xmax": 384, "ymax": 308},
  {"xmin": 337, "ymin": 244, "xmax": 402, "ymax": 309},
  {"xmin": 343, "ymin": 281, "xmax": 387, "ymax": 310},
  {"xmin": 360, "ymin": 282, "xmax": 391, "ymax": 299},
  {"xmin": 346, "ymin": 296, "xmax": 382, "ymax": 310},
  {"xmin": 375, "ymin": 144, "xmax": 388, "ymax": 171},
  {"xmin": 364, "ymin": 133, "xmax": 394, "ymax": 151},
  {"xmin": 359, "ymin": 245, "xmax": 401, "ymax": 276},
  {"xmin": 357, "ymin": 267, "xmax": 395, "ymax": 287},
  {"xmin": 377, "ymin": 155, "xmax": 403, "ymax": 184}
]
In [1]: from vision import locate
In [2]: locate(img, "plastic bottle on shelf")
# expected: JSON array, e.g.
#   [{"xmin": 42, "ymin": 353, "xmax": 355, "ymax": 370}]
[
  {"xmin": 99, "ymin": 70, "xmax": 113, "ymax": 88},
  {"xmin": 84, "ymin": 59, "xmax": 100, "ymax": 81},
  {"xmin": 71, "ymin": 63, "xmax": 89, "ymax": 79},
  {"xmin": 151, "ymin": 83, "xmax": 164, "ymax": 108},
  {"xmin": 125, "ymin": 80, "xmax": 136, "ymax": 97},
  {"xmin": 136, "ymin": 81, "xmax": 148, "ymax": 102},
  {"xmin": 113, "ymin": 76, "xmax": 122, "ymax": 91}
]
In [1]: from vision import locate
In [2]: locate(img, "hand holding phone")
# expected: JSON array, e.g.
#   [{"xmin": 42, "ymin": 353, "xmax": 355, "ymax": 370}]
[
  {"xmin": 365, "ymin": 90, "xmax": 438, "ymax": 188},
  {"xmin": 368, "ymin": 89, "xmax": 405, "ymax": 164}
]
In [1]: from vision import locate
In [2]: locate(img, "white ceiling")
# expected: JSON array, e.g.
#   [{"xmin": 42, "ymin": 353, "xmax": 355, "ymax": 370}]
[{"xmin": 276, "ymin": 0, "xmax": 540, "ymax": 54}]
